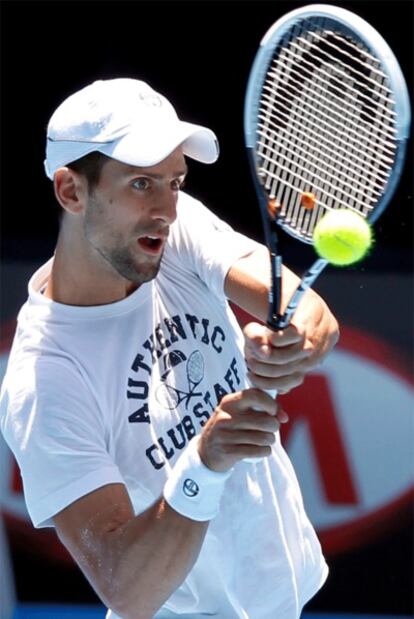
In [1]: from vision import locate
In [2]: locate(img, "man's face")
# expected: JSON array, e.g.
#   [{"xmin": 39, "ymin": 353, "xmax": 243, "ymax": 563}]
[{"xmin": 82, "ymin": 148, "xmax": 187, "ymax": 286}]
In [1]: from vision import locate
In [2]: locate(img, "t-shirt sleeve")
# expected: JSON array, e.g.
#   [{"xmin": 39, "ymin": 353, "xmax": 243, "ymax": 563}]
[
  {"xmin": 1, "ymin": 357, "xmax": 124, "ymax": 528},
  {"xmin": 166, "ymin": 192, "xmax": 262, "ymax": 299}
]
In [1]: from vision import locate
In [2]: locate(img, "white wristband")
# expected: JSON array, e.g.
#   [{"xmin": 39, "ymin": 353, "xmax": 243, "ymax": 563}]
[{"xmin": 163, "ymin": 435, "xmax": 233, "ymax": 521}]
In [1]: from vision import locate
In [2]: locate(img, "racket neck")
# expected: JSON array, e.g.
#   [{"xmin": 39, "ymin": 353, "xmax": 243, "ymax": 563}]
[
  {"xmin": 246, "ymin": 147, "xmax": 286, "ymax": 330},
  {"xmin": 267, "ymin": 242, "xmax": 285, "ymax": 330}
]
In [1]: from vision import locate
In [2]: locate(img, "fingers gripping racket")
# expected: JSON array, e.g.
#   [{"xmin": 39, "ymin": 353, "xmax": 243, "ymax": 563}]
[{"xmin": 244, "ymin": 4, "xmax": 411, "ymax": 344}]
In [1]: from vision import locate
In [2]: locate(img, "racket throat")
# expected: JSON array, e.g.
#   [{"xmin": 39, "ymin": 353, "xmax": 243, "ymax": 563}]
[
  {"xmin": 268, "ymin": 253, "xmax": 286, "ymax": 329},
  {"xmin": 270, "ymin": 257, "xmax": 329, "ymax": 330}
]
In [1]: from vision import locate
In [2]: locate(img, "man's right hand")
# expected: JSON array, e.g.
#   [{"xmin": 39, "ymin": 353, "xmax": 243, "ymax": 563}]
[{"xmin": 198, "ymin": 389, "xmax": 289, "ymax": 472}]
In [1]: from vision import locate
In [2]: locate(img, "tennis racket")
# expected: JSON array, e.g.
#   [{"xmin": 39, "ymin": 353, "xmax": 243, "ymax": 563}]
[{"xmin": 244, "ymin": 3, "xmax": 411, "ymax": 343}]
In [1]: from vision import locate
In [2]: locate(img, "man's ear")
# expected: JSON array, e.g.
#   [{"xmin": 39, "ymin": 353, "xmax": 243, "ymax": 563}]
[{"xmin": 53, "ymin": 167, "xmax": 88, "ymax": 214}]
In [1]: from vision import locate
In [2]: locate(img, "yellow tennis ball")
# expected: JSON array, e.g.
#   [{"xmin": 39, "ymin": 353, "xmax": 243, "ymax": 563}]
[{"xmin": 313, "ymin": 209, "xmax": 373, "ymax": 266}]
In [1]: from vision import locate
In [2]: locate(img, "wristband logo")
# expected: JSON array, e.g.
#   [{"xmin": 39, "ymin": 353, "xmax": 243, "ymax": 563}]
[{"xmin": 183, "ymin": 478, "xmax": 200, "ymax": 498}]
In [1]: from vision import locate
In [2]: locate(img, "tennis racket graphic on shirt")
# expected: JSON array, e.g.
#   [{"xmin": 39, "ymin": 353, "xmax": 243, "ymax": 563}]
[
  {"xmin": 244, "ymin": 3, "xmax": 411, "ymax": 363},
  {"xmin": 156, "ymin": 350, "xmax": 205, "ymax": 409}
]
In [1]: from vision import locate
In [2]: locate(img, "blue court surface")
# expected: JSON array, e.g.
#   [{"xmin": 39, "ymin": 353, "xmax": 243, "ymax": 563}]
[{"xmin": 11, "ymin": 607, "xmax": 413, "ymax": 619}]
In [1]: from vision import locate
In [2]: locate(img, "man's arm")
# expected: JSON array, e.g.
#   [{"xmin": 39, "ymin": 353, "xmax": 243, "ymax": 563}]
[
  {"xmin": 53, "ymin": 482, "xmax": 209, "ymax": 619},
  {"xmin": 225, "ymin": 245, "xmax": 339, "ymax": 393},
  {"xmin": 53, "ymin": 388, "xmax": 286, "ymax": 619}
]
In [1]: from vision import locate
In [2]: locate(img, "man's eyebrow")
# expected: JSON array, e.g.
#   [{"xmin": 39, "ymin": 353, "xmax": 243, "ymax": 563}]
[{"xmin": 125, "ymin": 166, "xmax": 188, "ymax": 178}]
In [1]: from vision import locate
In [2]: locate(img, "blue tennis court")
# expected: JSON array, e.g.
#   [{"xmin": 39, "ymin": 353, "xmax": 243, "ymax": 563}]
[{"xmin": 11, "ymin": 607, "xmax": 413, "ymax": 619}]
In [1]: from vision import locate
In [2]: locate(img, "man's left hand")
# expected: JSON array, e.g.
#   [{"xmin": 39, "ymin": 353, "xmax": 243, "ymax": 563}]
[{"xmin": 244, "ymin": 293, "xmax": 339, "ymax": 394}]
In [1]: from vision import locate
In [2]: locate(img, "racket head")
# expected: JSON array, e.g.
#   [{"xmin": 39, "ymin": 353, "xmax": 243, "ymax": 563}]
[
  {"xmin": 186, "ymin": 350, "xmax": 204, "ymax": 385},
  {"xmin": 244, "ymin": 3, "xmax": 411, "ymax": 244},
  {"xmin": 156, "ymin": 382, "xmax": 180, "ymax": 410}
]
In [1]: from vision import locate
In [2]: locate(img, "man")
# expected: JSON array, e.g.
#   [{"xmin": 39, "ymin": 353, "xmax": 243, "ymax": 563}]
[{"xmin": 0, "ymin": 78, "xmax": 338, "ymax": 619}]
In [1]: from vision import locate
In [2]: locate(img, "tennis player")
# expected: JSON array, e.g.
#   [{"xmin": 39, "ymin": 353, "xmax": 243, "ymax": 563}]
[{"xmin": 0, "ymin": 78, "xmax": 338, "ymax": 619}]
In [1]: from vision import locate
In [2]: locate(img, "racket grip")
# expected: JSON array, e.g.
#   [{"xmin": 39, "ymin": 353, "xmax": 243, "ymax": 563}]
[{"xmin": 244, "ymin": 388, "xmax": 278, "ymax": 464}]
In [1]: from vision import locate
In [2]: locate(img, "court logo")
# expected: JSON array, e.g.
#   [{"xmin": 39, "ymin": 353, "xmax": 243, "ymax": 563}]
[
  {"xmin": 278, "ymin": 326, "xmax": 414, "ymax": 555},
  {"xmin": 183, "ymin": 478, "xmax": 199, "ymax": 498}
]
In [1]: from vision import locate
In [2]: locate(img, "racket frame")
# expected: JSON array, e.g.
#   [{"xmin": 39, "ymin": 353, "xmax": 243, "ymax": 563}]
[{"xmin": 244, "ymin": 3, "xmax": 411, "ymax": 330}]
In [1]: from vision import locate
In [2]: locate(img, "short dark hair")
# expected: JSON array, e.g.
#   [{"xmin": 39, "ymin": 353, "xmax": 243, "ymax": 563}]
[{"xmin": 67, "ymin": 151, "xmax": 110, "ymax": 190}]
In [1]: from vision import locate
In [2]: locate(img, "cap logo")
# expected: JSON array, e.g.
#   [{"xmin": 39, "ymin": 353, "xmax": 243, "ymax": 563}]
[{"xmin": 138, "ymin": 92, "xmax": 162, "ymax": 108}]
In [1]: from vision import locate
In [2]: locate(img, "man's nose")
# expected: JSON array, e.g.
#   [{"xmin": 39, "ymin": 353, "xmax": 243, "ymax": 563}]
[{"xmin": 151, "ymin": 188, "xmax": 178, "ymax": 225}]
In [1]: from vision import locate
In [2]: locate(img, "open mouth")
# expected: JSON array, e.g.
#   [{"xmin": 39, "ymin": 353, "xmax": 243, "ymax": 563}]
[{"xmin": 138, "ymin": 235, "xmax": 163, "ymax": 254}]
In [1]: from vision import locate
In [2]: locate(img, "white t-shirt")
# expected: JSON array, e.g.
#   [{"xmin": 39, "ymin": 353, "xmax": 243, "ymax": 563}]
[{"xmin": 0, "ymin": 192, "xmax": 327, "ymax": 619}]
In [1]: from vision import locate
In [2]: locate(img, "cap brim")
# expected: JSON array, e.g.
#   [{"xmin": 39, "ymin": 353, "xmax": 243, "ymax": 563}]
[
  {"xmin": 44, "ymin": 121, "xmax": 219, "ymax": 179},
  {"xmin": 101, "ymin": 121, "xmax": 219, "ymax": 167}
]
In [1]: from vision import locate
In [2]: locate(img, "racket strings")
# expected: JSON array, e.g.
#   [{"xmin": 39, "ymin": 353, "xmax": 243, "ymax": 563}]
[
  {"xmin": 340, "ymin": 38, "xmax": 395, "ymax": 217},
  {"xmin": 262, "ymin": 54, "xmax": 392, "ymax": 201},
  {"xmin": 263, "ymin": 60, "xmax": 396, "ymax": 210},
  {"xmin": 258, "ymin": 90, "xmax": 392, "ymax": 212},
  {"xmin": 263, "ymin": 40, "xmax": 395, "ymax": 174},
  {"xmin": 258, "ymin": 95, "xmax": 391, "ymax": 188},
  {"xmin": 255, "ymin": 19, "xmax": 397, "ymax": 241},
  {"xmin": 265, "ymin": 60, "xmax": 396, "ymax": 151},
  {"xmin": 258, "ymin": 25, "xmax": 337, "ymax": 235},
  {"xmin": 297, "ymin": 32, "xmax": 395, "ymax": 108},
  {"xmin": 285, "ymin": 35, "xmax": 396, "ymax": 157},
  {"xmin": 259, "ymin": 75, "xmax": 393, "ymax": 215},
  {"xmin": 287, "ymin": 24, "xmax": 340, "ymax": 235},
  {"xmin": 284, "ymin": 25, "xmax": 397, "ymax": 133}
]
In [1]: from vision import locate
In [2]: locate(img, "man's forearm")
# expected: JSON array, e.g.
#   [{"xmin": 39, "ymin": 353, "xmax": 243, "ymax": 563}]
[
  {"xmin": 64, "ymin": 498, "xmax": 209, "ymax": 619},
  {"xmin": 225, "ymin": 245, "xmax": 312, "ymax": 320}
]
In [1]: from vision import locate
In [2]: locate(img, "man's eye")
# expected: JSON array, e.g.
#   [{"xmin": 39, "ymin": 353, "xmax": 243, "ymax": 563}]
[
  {"xmin": 132, "ymin": 178, "xmax": 150, "ymax": 190},
  {"xmin": 171, "ymin": 179, "xmax": 185, "ymax": 191}
]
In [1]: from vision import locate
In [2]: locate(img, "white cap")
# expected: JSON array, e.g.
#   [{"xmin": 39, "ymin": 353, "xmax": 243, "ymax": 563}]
[{"xmin": 44, "ymin": 78, "xmax": 219, "ymax": 179}]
